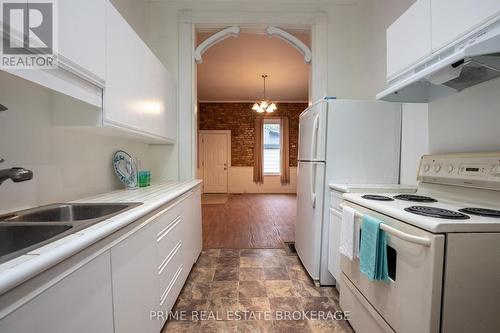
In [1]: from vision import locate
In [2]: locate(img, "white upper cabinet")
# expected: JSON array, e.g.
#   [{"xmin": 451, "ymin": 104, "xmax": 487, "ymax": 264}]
[
  {"xmin": 4, "ymin": 0, "xmax": 106, "ymax": 107},
  {"xmin": 431, "ymin": 0, "xmax": 500, "ymax": 52},
  {"xmin": 104, "ymin": 1, "xmax": 176, "ymax": 143},
  {"xmin": 57, "ymin": 0, "xmax": 106, "ymax": 83},
  {"xmin": 387, "ymin": 0, "xmax": 432, "ymax": 79}
]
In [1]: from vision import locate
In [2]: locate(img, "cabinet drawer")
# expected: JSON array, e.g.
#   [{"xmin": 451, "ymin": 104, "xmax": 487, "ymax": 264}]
[
  {"xmin": 156, "ymin": 208, "xmax": 183, "ymax": 260},
  {"xmin": 340, "ymin": 274, "xmax": 395, "ymax": 333},
  {"xmin": 158, "ymin": 240, "xmax": 184, "ymax": 297},
  {"xmin": 159, "ymin": 263, "xmax": 184, "ymax": 311}
]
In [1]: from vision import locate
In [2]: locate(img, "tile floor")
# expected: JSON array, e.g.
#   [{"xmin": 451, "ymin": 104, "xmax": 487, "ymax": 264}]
[{"xmin": 162, "ymin": 249, "xmax": 354, "ymax": 333}]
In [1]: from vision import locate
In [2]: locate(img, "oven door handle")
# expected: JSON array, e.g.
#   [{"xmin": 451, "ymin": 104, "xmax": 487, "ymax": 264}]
[
  {"xmin": 379, "ymin": 223, "xmax": 431, "ymax": 247},
  {"xmin": 340, "ymin": 204, "xmax": 432, "ymax": 247}
]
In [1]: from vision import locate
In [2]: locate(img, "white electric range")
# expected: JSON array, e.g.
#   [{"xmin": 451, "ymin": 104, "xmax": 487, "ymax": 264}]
[{"xmin": 339, "ymin": 152, "xmax": 500, "ymax": 333}]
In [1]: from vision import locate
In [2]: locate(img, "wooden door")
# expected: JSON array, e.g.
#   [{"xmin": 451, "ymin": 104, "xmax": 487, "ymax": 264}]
[{"xmin": 202, "ymin": 133, "xmax": 228, "ymax": 193}]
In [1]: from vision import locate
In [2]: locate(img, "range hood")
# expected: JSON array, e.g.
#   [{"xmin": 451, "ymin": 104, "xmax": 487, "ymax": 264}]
[{"xmin": 378, "ymin": 20, "xmax": 500, "ymax": 103}]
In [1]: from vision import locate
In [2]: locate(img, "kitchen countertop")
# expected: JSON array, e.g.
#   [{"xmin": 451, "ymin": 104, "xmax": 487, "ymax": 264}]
[
  {"xmin": 329, "ymin": 183, "xmax": 417, "ymax": 193},
  {"xmin": 0, "ymin": 180, "xmax": 202, "ymax": 296}
]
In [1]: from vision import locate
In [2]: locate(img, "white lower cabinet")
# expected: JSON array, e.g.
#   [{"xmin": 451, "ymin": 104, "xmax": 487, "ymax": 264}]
[
  {"xmin": 155, "ymin": 188, "xmax": 202, "ymax": 314},
  {"xmin": 328, "ymin": 207, "xmax": 342, "ymax": 283},
  {"xmin": 0, "ymin": 186, "xmax": 202, "ymax": 333},
  {"xmin": 111, "ymin": 188, "xmax": 202, "ymax": 333},
  {"xmin": 0, "ymin": 252, "xmax": 114, "ymax": 333},
  {"xmin": 180, "ymin": 187, "xmax": 203, "ymax": 267},
  {"xmin": 111, "ymin": 222, "xmax": 161, "ymax": 333}
]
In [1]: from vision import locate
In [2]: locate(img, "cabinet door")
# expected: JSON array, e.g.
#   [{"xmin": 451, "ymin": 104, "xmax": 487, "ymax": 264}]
[
  {"xmin": 387, "ymin": 0, "xmax": 432, "ymax": 79},
  {"xmin": 0, "ymin": 252, "xmax": 114, "ymax": 333},
  {"xmin": 5, "ymin": 0, "xmax": 105, "ymax": 107},
  {"xmin": 328, "ymin": 208, "xmax": 342, "ymax": 282},
  {"xmin": 104, "ymin": 1, "xmax": 176, "ymax": 142},
  {"xmin": 182, "ymin": 189, "xmax": 203, "ymax": 266},
  {"xmin": 432, "ymin": 0, "xmax": 500, "ymax": 52},
  {"xmin": 111, "ymin": 223, "xmax": 160, "ymax": 333},
  {"xmin": 56, "ymin": 0, "xmax": 106, "ymax": 81}
]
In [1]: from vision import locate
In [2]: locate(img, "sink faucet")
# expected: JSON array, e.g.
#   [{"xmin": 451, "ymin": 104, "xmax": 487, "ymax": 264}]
[{"xmin": 0, "ymin": 160, "xmax": 33, "ymax": 185}]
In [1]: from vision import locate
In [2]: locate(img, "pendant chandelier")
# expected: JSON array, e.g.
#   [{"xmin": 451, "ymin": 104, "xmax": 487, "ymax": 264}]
[{"xmin": 252, "ymin": 74, "xmax": 277, "ymax": 113}]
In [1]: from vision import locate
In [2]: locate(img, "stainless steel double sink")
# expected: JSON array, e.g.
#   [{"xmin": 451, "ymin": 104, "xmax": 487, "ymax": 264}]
[{"xmin": 0, "ymin": 203, "xmax": 142, "ymax": 264}]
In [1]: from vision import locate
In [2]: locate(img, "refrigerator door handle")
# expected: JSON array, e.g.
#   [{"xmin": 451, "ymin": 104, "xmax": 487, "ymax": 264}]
[
  {"xmin": 310, "ymin": 114, "xmax": 320, "ymax": 161},
  {"xmin": 310, "ymin": 163, "xmax": 317, "ymax": 208}
]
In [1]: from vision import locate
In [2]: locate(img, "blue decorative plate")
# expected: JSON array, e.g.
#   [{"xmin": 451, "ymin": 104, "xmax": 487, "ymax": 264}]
[{"xmin": 113, "ymin": 150, "xmax": 137, "ymax": 189}]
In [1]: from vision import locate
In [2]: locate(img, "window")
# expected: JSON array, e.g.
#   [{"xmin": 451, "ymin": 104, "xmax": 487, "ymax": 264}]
[{"xmin": 263, "ymin": 120, "xmax": 281, "ymax": 174}]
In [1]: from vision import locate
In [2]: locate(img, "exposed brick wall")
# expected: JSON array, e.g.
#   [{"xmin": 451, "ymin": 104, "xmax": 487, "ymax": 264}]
[{"xmin": 198, "ymin": 102, "xmax": 307, "ymax": 167}]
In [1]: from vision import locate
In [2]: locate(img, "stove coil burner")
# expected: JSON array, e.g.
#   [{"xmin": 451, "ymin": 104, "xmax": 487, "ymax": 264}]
[
  {"xmin": 405, "ymin": 206, "xmax": 470, "ymax": 220},
  {"xmin": 394, "ymin": 194, "xmax": 437, "ymax": 203},
  {"xmin": 458, "ymin": 208, "xmax": 500, "ymax": 218},
  {"xmin": 361, "ymin": 195, "xmax": 394, "ymax": 201}
]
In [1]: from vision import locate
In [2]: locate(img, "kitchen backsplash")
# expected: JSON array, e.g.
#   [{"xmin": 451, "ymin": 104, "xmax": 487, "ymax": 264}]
[
  {"xmin": 428, "ymin": 77, "xmax": 500, "ymax": 154},
  {"xmin": 0, "ymin": 71, "xmax": 154, "ymax": 213}
]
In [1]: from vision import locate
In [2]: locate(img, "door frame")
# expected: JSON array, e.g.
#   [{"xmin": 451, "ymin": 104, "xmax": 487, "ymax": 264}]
[
  {"xmin": 198, "ymin": 130, "xmax": 231, "ymax": 193},
  {"xmin": 177, "ymin": 10, "xmax": 328, "ymax": 181}
]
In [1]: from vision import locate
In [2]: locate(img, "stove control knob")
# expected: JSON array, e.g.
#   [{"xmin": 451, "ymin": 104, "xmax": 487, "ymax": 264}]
[
  {"xmin": 447, "ymin": 164, "xmax": 454, "ymax": 173},
  {"xmin": 424, "ymin": 164, "xmax": 430, "ymax": 172},
  {"xmin": 434, "ymin": 164, "xmax": 442, "ymax": 173}
]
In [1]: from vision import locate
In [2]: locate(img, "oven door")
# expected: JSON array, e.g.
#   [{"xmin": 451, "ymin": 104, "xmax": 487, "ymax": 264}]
[{"xmin": 340, "ymin": 202, "xmax": 445, "ymax": 333}]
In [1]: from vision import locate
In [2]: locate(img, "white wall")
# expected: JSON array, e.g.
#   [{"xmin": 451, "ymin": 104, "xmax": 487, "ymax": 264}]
[
  {"xmin": 147, "ymin": 0, "xmax": 392, "ymax": 100},
  {"xmin": 111, "ymin": 0, "xmax": 152, "ymax": 46},
  {"xmin": 363, "ymin": 0, "xmax": 499, "ymax": 159},
  {"xmin": 428, "ymin": 78, "xmax": 500, "ymax": 154},
  {"xmin": 228, "ymin": 167, "xmax": 297, "ymax": 194},
  {"xmin": 400, "ymin": 103, "xmax": 429, "ymax": 185},
  {"xmin": 0, "ymin": 72, "xmax": 156, "ymax": 213},
  {"xmin": 0, "ymin": 1, "xmax": 183, "ymax": 214},
  {"xmin": 355, "ymin": 0, "xmax": 416, "ymax": 97},
  {"xmin": 146, "ymin": 0, "xmax": 418, "ymax": 183}
]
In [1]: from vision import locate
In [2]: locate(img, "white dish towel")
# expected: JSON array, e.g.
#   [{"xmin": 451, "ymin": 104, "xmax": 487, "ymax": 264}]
[{"xmin": 339, "ymin": 205, "xmax": 360, "ymax": 261}]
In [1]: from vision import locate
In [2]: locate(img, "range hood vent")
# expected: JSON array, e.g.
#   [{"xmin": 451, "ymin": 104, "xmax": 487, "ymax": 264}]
[
  {"xmin": 378, "ymin": 20, "xmax": 500, "ymax": 103},
  {"xmin": 439, "ymin": 56, "xmax": 500, "ymax": 91}
]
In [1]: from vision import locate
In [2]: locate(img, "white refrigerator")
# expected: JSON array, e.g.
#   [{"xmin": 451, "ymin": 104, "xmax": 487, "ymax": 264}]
[{"xmin": 296, "ymin": 98, "xmax": 402, "ymax": 285}]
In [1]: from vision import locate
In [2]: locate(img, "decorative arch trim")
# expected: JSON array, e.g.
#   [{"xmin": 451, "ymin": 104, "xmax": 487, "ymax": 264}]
[
  {"xmin": 194, "ymin": 26, "xmax": 241, "ymax": 64},
  {"xmin": 266, "ymin": 26, "xmax": 312, "ymax": 64}
]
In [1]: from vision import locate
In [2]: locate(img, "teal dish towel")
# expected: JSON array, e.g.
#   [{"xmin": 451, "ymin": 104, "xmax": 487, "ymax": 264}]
[{"xmin": 359, "ymin": 215, "xmax": 390, "ymax": 282}]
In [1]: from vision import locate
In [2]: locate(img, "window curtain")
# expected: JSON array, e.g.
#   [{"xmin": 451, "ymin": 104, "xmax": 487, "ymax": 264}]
[
  {"xmin": 253, "ymin": 117, "xmax": 264, "ymax": 184},
  {"xmin": 280, "ymin": 117, "xmax": 290, "ymax": 185}
]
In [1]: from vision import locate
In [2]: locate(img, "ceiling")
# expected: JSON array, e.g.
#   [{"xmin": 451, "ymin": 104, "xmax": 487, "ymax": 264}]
[{"xmin": 196, "ymin": 32, "xmax": 310, "ymax": 102}]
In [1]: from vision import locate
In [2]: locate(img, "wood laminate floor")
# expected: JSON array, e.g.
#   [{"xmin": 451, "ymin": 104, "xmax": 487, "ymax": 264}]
[{"xmin": 202, "ymin": 194, "xmax": 296, "ymax": 249}]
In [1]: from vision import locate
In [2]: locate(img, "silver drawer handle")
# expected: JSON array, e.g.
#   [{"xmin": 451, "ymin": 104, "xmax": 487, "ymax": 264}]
[
  {"xmin": 157, "ymin": 215, "xmax": 181, "ymax": 242},
  {"xmin": 160, "ymin": 264, "xmax": 183, "ymax": 306},
  {"xmin": 340, "ymin": 203, "xmax": 431, "ymax": 247},
  {"xmin": 158, "ymin": 240, "xmax": 182, "ymax": 274}
]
